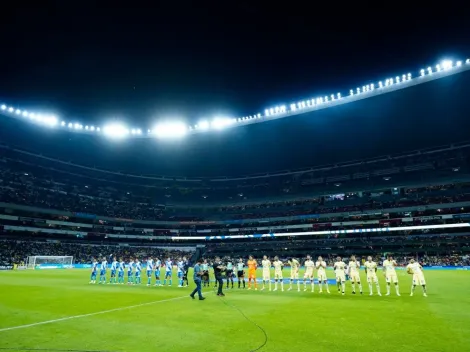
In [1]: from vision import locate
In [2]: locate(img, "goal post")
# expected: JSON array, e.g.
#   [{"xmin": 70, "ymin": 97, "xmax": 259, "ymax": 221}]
[{"xmin": 26, "ymin": 256, "xmax": 74, "ymax": 269}]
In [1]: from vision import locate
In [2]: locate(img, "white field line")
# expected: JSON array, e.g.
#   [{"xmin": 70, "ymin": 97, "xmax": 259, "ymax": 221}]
[{"xmin": 0, "ymin": 295, "xmax": 188, "ymax": 333}]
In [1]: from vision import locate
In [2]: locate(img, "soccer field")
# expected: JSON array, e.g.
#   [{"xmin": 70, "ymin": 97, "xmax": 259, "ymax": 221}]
[{"xmin": 0, "ymin": 269, "xmax": 469, "ymax": 352}]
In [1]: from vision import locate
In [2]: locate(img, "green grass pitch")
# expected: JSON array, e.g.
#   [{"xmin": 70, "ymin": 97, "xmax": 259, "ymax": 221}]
[{"xmin": 0, "ymin": 269, "xmax": 469, "ymax": 352}]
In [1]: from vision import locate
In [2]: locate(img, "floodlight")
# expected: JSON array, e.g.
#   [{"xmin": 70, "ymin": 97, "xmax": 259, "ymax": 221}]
[
  {"xmin": 198, "ymin": 120, "xmax": 210, "ymax": 130},
  {"xmin": 441, "ymin": 60, "xmax": 452, "ymax": 70},
  {"xmin": 153, "ymin": 121, "xmax": 188, "ymax": 138},
  {"xmin": 0, "ymin": 104, "xmax": 5, "ymax": 110},
  {"xmin": 103, "ymin": 123, "xmax": 129, "ymax": 138},
  {"xmin": 211, "ymin": 117, "xmax": 233, "ymax": 130}
]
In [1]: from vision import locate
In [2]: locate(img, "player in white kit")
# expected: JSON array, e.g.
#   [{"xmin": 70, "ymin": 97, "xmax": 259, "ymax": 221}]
[
  {"xmin": 364, "ymin": 256, "xmax": 382, "ymax": 296},
  {"xmin": 261, "ymin": 256, "xmax": 272, "ymax": 291},
  {"xmin": 406, "ymin": 259, "xmax": 427, "ymax": 297},
  {"xmin": 272, "ymin": 256, "xmax": 284, "ymax": 291},
  {"xmin": 303, "ymin": 255, "xmax": 315, "ymax": 292},
  {"xmin": 383, "ymin": 255, "xmax": 400, "ymax": 296},
  {"xmin": 316, "ymin": 256, "xmax": 330, "ymax": 293},
  {"xmin": 333, "ymin": 256, "xmax": 346, "ymax": 295},
  {"xmin": 288, "ymin": 258, "xmax": 300, "ymax": 292},
  {"xmin": 348, "ymin": 255, "xmax": 363, "ymax": 295}
]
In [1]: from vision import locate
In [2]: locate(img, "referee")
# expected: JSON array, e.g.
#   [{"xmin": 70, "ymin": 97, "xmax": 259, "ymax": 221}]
[{"xmin": 213, "ymin": 256, "xmax": 225, "ymax": 296}]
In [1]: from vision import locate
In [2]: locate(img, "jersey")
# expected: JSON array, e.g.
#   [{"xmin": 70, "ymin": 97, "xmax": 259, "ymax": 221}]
[
  {"xmin": 407, "ymin": 262, "xmax": 426, "ymax": 285},
  {"xmin": 262, "ymin": 259, "xmax": 271, "ymax": 280},
  {"xmin": 348, "ymin": 260, "xmax": 361, "ymax": 282},
  {"xmin": 365, "ymin": 261, "xmax": 378, "ymax": 283},
  {"xmin": 91, "ymin": 261, "xmax": 98, "ymax": 273},
  {"xmin": 304, "ymin": 260, "xmax": 315, "ymax": 278},
  {"xmin": 334, "ymin": 261, "xmax": 346, "ymax": 281},
  {"xmin": 383, "ymin": 259, "xmax": 398, "ymax": 283},
  {"xmin": 127, "ymin": 261, "xmax": 134, "ymax": 275},
  {"xmin": 177, "ymin": 260, "xmax": 185, "ymax": 278},
  {"xmin": 135, "ymin": 261, "xmax": 142, "ymax": 277},
  {"xmin": 118, "ymin": 261, "xmax": 125, "ymax": 277},
  {"xmin": 146, "ymin": 259, "xmax": 154, "ymax": 274},
  {"xmin": 111, "ymin": 260, "xmax": 117, "ymax": 273},
  {"xmin": 165, "ymin": 260, "xmax": 173, "ymax": 272},
  {"xmin": 100, "ymin": 260, "xmax": 108, "ymax": 275},
  {"xmin": 289, "ymin": 259, "xmax": 300, "ymax": 279},
  {"xmin": 316, "ymin": 260, "xmax": 327, "ymax": 280},
  {"xmin": 154, "ymin": 260, "xmax": 161, "ymax": 276},
  {"xmin": 226, "ymin": 262, "xmax": 233, "ymax": 271},
  {"xmin": 236, "ymin": 263, "xmax": 244, "ymax": 271},
  {"xmin": 247, "ymin": 260, "xmax": 257, "ymax": 279},
  {"xmin": 202, "ymin": 263, "xmax": 209, "ymax": 271}
]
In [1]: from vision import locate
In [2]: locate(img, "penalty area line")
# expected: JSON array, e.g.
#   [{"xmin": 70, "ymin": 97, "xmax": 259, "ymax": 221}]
[{"xmin": 0, "ymin": 295, "xmax": 188, "ymax": 333}]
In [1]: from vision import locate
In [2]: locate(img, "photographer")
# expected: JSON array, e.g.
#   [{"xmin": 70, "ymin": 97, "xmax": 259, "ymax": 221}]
[{"xmin": 213, "ymin": 256, "xmax": 225, "ymax": 296}]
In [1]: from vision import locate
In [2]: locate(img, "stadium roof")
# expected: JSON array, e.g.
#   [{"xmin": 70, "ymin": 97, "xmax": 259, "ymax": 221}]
[{"xmin": 1, "ymin": 64, "xmax": 470, "ymax": 178}]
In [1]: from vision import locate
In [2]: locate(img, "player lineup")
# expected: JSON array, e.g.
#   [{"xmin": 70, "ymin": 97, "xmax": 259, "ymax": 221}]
[{"xmin": 88, "ymin": 254, "xmax": 428, "ymax": 297}]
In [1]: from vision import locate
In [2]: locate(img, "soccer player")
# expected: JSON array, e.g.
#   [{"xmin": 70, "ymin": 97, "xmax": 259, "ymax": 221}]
[
  {"xmin": 177, "ymin": 258, "xmax": 185, "ymax": 287},
  {"xmin": 99, "ymin": 256, "xmax": 108, "ymax": 284},
  {"xmin": 303, "ymin": 255, "xmax": 315, "ymax": 292},
  {"xmin": 109, "ymin": 257, "xmax": 117, "ymax": 284},
  {"xmin": 117, "ymin": 258, "xmax": 125, "ymax": 284},
  {"xmin": 127, "ymin": 258, "xmax": 134, "ymax": 285},
  {"xmin": 348, "ymin": 255, "xmax": 363, "ymax": 295},
  {"xmin": 135, "ymin": 259, "xmax": 142, "ymax": 284},
  {"xmin": 146, "ymin": 257, "xmax": 154, "ymax": 286},
  {"xmin": 383, "ymin": 255, "xmax": 400, "ymax": 296},
  {"xmin": 272, "ymin": 256, "xmax": 284, "ymax": 291},
  {"xmin": 154, "ymin": 257, "xmax": 162, "ymax": 286},
  {"xmin": 247, "ymin": 256, "xmax": 258, "ymax": 290},
  {"xmin": 364, "ymin": 256, "xmax": 382, "ymax": 296},
  {"xmin": 164, "ymin": 258, "xmax": 173, "ymax": 286},
  {"xmin": 236, "ymin": 258, "xmax": 245, "ymax": 289},
  {"xmin": 261, "ymin": 255, "xmax": 272, "ymax": 291},
  {"xmin": 333, "ymin": 256, "xmax": 346, "ymax": 295},
  {"xmin": 226, "ymin": 259, "xmax": 234, "ymax": 289},
  {"xmin": 316, "ymin": 256, "xmax": 330, "ymax": 293},
  {"xmin": 406, "ymin": 259, "xmax": 427, "ymax": 297},
  {"xmin": 288, "ymin": 257, "xmax": 300, "ymax": 292},
  {"xmin": 89, "ymin": 257, "xmax": 98, "ymax": 284},
  {"xmin": 202, "ymin": 259, "xmax": 210, "ymax": 287}
]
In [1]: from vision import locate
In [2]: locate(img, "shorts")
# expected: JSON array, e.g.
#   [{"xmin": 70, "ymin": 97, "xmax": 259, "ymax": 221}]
[
  {"xmin": 100, "ymin": 270, "xmax": 106, "ymax": 276},
  {"xmin": 154, "ymin": 271, "xmax": 160, "ymax": 278},
  {"xmin": 291, "ymin": 272, "xmax": 299, "ymax": 280},
  {"xmin": 317, "ymin": 271, "xmax": 327, "ymax": 281},
  {"xmin": 386, "ymin": 273, "xmax": 398, "ymax": 283},
  {"xmin": 111, "ymin": 270, "xmax": 116, "ymax": 277},
  {"xmin": 248, "ymin": 271, "xmax": 256, "ymax": 279},
  {"xmin": 178, "ymin": 272, "xmax": 183, "ymax": 278},
  {"xmin": 412, "ymin": 274, "xmax": 426, "ymax": 286},
  {"xmin": 349, "ymin": 272, "xmax": 361, "ymax": 283},
  {"xmin": 165, "ymin": 271, "xmax": 172, "ymax": 278},
  {"xmin": 304, "ymin": 270, "xmax": 314, "ymax": 279},
  {"xmin": 118, "ymin": 271, "xmax": 124, "ymax": 277},
  {"xmin": 147, "ymin": 270, "xmax": 152, "ymax": 277},
  {"xmin": 274, "ymin": 271, "xmax": 283, "ymax": 280},
  {"xmin": 226, "ymin": 270, "xmax": 233, "ymax": 278},
  {"xmin": 263, "ymin": 270, "xmax": 270, "ymax": 280},
  {"xmin": 367, "ymin": 274, "xmax": 378, "ymax": 283},
  {"xmin": 237, "ymin": 270, "xmax": 244, "ymax": 278},
  {"xmin": 336, "ymin": 274, "xmax": 346, "ymax": 282}
]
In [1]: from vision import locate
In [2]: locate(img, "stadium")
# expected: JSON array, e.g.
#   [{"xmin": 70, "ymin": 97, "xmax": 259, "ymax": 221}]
[{"xmin": 1, "ymin": 53, "xmax": 470, "ymax": 352}]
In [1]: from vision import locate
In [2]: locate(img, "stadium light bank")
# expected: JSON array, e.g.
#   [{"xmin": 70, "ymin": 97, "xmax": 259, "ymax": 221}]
[{"xmin": 1, "ymin": 59, "xmax": 469, "ymax": 140}]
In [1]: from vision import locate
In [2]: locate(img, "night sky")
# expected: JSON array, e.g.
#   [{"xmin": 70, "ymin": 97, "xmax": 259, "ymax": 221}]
[{"xmin": 0, "ymin": 3, "xmax": 469, "ymax": 177}]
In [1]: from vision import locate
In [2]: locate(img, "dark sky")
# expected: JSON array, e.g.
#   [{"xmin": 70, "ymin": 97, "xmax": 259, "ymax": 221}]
[{"xmin": 0, "ymin": 2, "xmax": 469, "ymax": 177}]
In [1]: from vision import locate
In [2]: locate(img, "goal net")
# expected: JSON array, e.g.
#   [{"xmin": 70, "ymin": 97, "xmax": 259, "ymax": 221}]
[{"xmin": 26, "ymin": 256, "xmax": 74, "ymax": 269}]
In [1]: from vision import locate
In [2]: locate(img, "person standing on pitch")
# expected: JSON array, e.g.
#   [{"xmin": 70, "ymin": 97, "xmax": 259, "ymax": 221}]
[
  {"xmin": 213, "ymin": 256, "xmax": 225, "ymax": 296},
  {"xmin": 190, "ymin": 258, "xmax": 205, "ymax": 301}
]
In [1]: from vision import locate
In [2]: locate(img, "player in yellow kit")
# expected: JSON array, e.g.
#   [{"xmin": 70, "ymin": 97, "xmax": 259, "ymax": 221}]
[
  {"xmin": 333, "ymin": 256, "xmax": 346, "ymax": 295},
  {"xmin": 316, "ymin": 256, "xmax": 330, "ymax": 293},
  {"xmin": 303, "ymin": 255, "xmax": 315, "ymax": 292},
  {"xmin": 383, "ymin": 255, "xmax": 400, "ymax": 296},
  {"xmin": 261, "ymin": 255, "xmax": 272, "ymax": 291},
  {"xmin": 288, "ymin": 258, "xmax": 300, "ymax": 292},
  {"xmin": 406, "ymin": 259, "xmax": 427, "ymax": 297},
  {"xmin": 272, "ymin": 256, "xmax": 284, "ymax": 291},
  {"xmin": 364, "ymin": 256, "xmax": 382, "ymax": 296},
  {"xmin": 348, "ymin": 255, "xmax": 363, "ymax": 295}
]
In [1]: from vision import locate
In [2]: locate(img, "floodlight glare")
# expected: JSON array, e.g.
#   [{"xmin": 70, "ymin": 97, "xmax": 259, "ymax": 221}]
[
  {"xmin": 198, "ymin": 120, "xmax": 210, "ymax": 130},
  {"xmin": 211, "ymin": 117, "xmax": 234, "ymax": 130},
  {"xmin": 103, "ymin": 123, "xmax": 129, "ymax": 138},
  {"xmin": 0, "ymin": 104, "xmax": 6, "ymax": 110},
  {"xmin": 153, "ymin": 121, "xmax": 187, "ymax": 138}
]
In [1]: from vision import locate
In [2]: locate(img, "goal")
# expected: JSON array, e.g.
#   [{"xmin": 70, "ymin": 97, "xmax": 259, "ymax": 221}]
[{"xmin": 26, "ymin": 256, "xmax": 74, "ymax": 269}]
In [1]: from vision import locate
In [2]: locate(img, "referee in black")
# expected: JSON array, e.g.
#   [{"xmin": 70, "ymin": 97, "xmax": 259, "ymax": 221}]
[{"xmin": 213, "ymin": 256, "xmax": 225, "ymax": 296}]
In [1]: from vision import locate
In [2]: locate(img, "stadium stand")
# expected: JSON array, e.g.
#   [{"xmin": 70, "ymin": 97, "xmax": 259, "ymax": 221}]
[{"xmin": 1, "ymin": 141, "xmax": 470, "ymax": 266}]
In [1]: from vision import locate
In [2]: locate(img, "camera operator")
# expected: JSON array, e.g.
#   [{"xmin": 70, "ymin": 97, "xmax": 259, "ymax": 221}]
[{"xmin": 213, "ymin": 256, "xmax": 225, "ymax": 296}]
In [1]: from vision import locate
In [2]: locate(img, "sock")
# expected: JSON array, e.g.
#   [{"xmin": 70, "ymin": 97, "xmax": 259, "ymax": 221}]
[
  {"xmin": 169, "ymin": 279, "xmax": 172, "ymax": 285},
  {"xmin": 341, "ymin": 283, "xmax": 345, "ymax": 293},
  {"xmin": 281, "ymin": 281, "xmax": 284, "ymax": 290},
  {"xmin": 369, "ymin": 283, "xmax": 373, "ymax": 293},
  {"xmin": 376, "ymin": 283, "xmax": 381, "ymax": 294},
  {"xmin": 269, "ymin": 280, "xmax": 271, "ymax": 290},
  {"xmin": 352, "ymin": 282, "xmax": 356, "ymax": 293},
  {"xmin": 275, "ymin": 281, "xmax": 278, "ymax": 290},
  {"xmin": 148, "ymin": 277, "xmax": 151, "ymax": 285},
  {"xmin": 358, "ymin": 283, "xmax": 363, "ymax": 293},
  {"xmin": 311, "ymin": 281, "xmax": 314, "ymax": 292},
  {"xmin": 395, "ymin": 283, "xmax": 400, "ymax": 294},
  {"xmin": 325, "ymin": 282, "xmax": 330, "ymax": 293},
  {"xmin": 387, "ymin": 284, "xmax": 391, "ymax": 294},
  {"xmin": 164, "ymin": 279, "xmax": 167, "ymax": 285},
  {"xmin": 422, "ymin": 285, "xmax": 427, "ymax": 293},
  {"xmin": 319, "ymin": 282, "xmax": 323, "ymax": 291},
  {"xmin": 297, "ymin": 281, "xmax": 300, "ymax": 290}
]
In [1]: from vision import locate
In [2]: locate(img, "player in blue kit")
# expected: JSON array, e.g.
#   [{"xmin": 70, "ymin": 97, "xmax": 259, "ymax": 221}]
[
  {"xmin": 109, "ymin": 257, "xmax": 118, "ymax": 284},
  {"xmin": 117, "ymin": 258, "xmax": 125, "ymax": 284},
  {"xmin": 146, "ymin": 257, "xmax": 154, "ymax": 286},
  {"xmin": 89, "ymin": 258, "xmax": 98, "ymax": 284},
  {"xmin": 135, "ymin": 259, "xmax": 142, "ymax": 284},
  {"xmin": 99, "ymin": 257, "xmax": 108, "ymax": 284},
  {"xmin": 154, "ymin": 258, "xmax": 162, "ymax": 286},
  {"xmin": 127, "ymin": 259, "xmax": 134, "ymax": 285},
  {"xmin": 163, "ymin": 258, "xmax": 173, "ymax": 286},
  {"xmin": 177, "ymin": 258, "xmax": 185, "ymax": 287}
]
